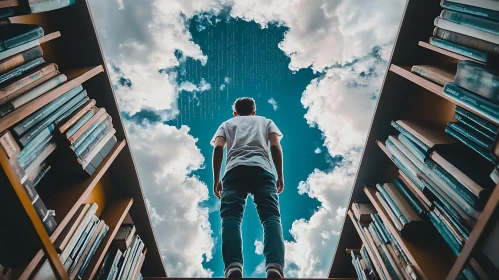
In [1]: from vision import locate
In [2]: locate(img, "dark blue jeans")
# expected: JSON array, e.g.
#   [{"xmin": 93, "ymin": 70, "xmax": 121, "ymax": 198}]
[{"xmin": 220, "ymin": 165, "xmax": 285, "ymax": 273}]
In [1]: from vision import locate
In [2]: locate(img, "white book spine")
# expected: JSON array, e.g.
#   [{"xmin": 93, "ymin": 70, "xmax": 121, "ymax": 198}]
[
  {"xmin": 11, "ymin": 74, "xmax": 67, "ymax": 108},
  {"xmin": 81, "ymin": 130, "xmax": 115, "ymax": 168},
  {"xmin": 0, "ymin": 131, "xmax": 19, "ymax": 159},
  {"xmin": 29, "ymin": 0, "xmax": 72, "ymax": 13},
  {"xmin": 60, "ymin": 203, "xmax": 98, "ymax": 262},
  {"xmin": 435, "ymin": 17, "xmax": 499, "ymax": 45}
]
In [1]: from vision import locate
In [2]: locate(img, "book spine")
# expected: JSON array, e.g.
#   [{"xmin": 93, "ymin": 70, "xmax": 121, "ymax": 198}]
[
  {"xmin": 18, "ymin": 89, "xmax": 86, "ymax": 146},
  {"xmin": 3, "ymin": 27, "xmax": 44, "ymax": 50},
  {"xmin": 448, "ymin": 122, "xmax": 491, "ymax": 149},
  {"xmin": 10, "ymin": 74, "xmax": 67, "ymax": 109},
  {"xmin": 0, "ymin": 57, "xmax": 44, "ymax": 85},
  {"xmin": 0, "ymin": 63, "xmax": 58, "ymax": 98},
  {"xmin": 19, "ymin": 136, "xmax": 53, "ymax": 168},
  {"xmin": 454, "ymin": 113, "xmax": 495, "ymax": 141},
  {"xmin": 54, "ymin": 98, "xmax": 88, "ymax": 126},
  {"xmin": 455, "ymin": 106, "xmax": 498, "ymax": 134},
  {"xmin": 0, "ymin": 50, "xmax": 32, "ymax": 75},
  {"xmin": 444, "ymin": 83, "xmax": 499, "ymax": 124},
  {"xmin": 30, "ymin": 0, "xmax": 74, "ymax": 13},
  {"xmin": 73, "ymin": 113, "xmax": 107, "ymax": 148},
  {"xmin": 454, "ymin": 61, "xmax": 499, "ymax": 104},
  {"xmin": 390, "ymin": 121, "xmax": 429, "ymax": 152},
  {"xmin": 426, "ymin": 158, "xmax": 479, "ymax": 208},
  {"xmin": 33, "ymin": 165, "xmax": 51, "ymax": 187},
  {"xmin": 392, "ymin": 178, "xmax": 426, "ymax": 216},
  {"xmin": 0, "ymin": 131, "xmax": 20, "ymax": 159},
  {"xmin": 398, "ymin": 134, "xmax": 427, "ymax": 163},
  {"xmin": 434, "ymin": 201, "xmax": 471, "ymax": 240},
  {"xmin": 24, "ymin": 142, "xmax": 57, "ymax": 178},
  {"xmin": 0, "ymin": 40, "xmax": 39, "ymax": 62},
  {"xmin": 428, "ymin": 211, "xmax": 461, "ymax": 255},
  {"xmin": 445, "ymin": 126, "xmax": 496, "ymax": 163},
  {"xmin": 18, "ymin": 124, "xmax": 54, "ymax": 159},
  {"xmin": 66, "ymin": 109, "xmax": 95, "ymax": 138},
  {"xmin": 434, "ymin": 27, "xmax": 499, "ymax": 55},
  {"xmin": 429, "ymin": 37, "xmax": 488, "ymax": 63},
  {"xmin": 375, "ymin": 191, "xmax": 404, "ymax": 233},
  {"xmin": 13, "ymin": 86, "xmax": 83, "ymax": 136},
  {"xmin": 83, "ymin": 136, "xmax": 116, "ymax": 174},
  {"xmin": 59, "ymin": 99, "xmax": 96, "ymax": 133},
  {"xmin": 78, "ymin": 225, "xmax": 109, "ymax": 278},
  {"xmin": 410, "ymin": 65, "xmax": 450, "ymax": 87},
  {"xmin": 434, "ymin": 207, "xmax": 465, "ymax": 246},
  {"xmin": 441, "ymin": 9, "xmax": 499, "ymax": 36},
  {"xmin": 377, "ymin": 184, "xmax": 409, "ymax": 226},
  {"xmin": 441, "ymin": 1, "xmax": 499, "ymax": 22},
  {"xmin": 76, "ymin": 119, "xmax": 112, "ymax": 158}
]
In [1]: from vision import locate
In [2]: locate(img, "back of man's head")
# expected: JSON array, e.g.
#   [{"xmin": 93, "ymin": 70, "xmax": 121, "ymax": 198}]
[{"xmin": 233, "ymin": 97, "xmax": 256, "ymax": 116}]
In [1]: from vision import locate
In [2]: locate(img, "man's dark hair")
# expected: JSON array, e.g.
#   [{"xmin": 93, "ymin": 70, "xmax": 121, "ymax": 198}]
[{"xmin": 233, "ymin": 97, "xmax": 256, "ymax": 116}]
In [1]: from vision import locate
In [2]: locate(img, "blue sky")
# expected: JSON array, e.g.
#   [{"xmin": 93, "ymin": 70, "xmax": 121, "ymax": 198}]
[{"xmin": 88, "ymin": 0, "xmax": 405, "ymax": 277}]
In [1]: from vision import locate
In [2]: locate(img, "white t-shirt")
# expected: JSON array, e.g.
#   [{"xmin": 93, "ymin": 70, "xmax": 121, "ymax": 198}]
[{"xmin": 211, "ymin": 115, "xmax": 283, "ymax": 175}]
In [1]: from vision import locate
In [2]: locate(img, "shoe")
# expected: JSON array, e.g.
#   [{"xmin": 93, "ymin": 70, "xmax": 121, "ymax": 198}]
[
  {"xmin": 225, "ymin": 264, "xmax": 243, "ymax": 278},
  {"xmin": 266, "ymin": 268, "xmax": 283, "ymax": 278}
]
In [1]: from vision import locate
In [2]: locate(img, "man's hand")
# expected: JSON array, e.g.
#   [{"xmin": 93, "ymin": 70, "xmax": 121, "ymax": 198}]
[
  {"xmin": 277, "ymin": 177, "xmax": 284, "ymax": 194},
  {"xmin": 213, "ymin": 180, "xmax": 222, "ymax": 199}
]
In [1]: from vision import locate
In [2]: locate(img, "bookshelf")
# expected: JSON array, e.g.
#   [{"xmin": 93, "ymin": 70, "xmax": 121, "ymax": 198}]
[
  {"xmin": 0, "ymin": 0, "xmax": 167, "ymax": 279},
  {"xmin": 329, "ymin": 0, "xmax": 499, "ymax": 280}
]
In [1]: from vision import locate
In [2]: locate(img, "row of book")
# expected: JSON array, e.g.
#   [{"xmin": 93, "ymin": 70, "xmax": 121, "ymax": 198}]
[
  {"xmin": 379, "ymin": 119, "xmax": 498, "ymax": 279},
  {"xmin": 0, "ymin": 0, "xmax": 75, "ymax": 20},
  {"xmin": 95, "ymin": 224, "xmax": 146, "ymax": 280},
  {"xmin": 430, "ymin": 0, "xmax": 499, "ymax": 63},
  {"xmin": 35, "ymin": 203, "xmax": 108, "ymax": 280},
  {"xmin": 349, "ymin": 202, "xmax": 418, "ymax": 280}
]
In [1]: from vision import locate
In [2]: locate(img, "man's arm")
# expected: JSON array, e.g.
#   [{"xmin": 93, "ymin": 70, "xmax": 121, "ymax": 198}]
[
  {"xmin": 212, "ymin": 136, "xmax": 226, "ymax": 199},
  {"xmin": 269, "ymin": 133, "xmax": 284, "ymax": 194}
]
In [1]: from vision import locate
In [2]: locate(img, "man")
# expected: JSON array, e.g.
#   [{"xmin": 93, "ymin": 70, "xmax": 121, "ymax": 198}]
[{"xmin": 211, "ymin": 97, "xmax": 285, "ymax": 278}]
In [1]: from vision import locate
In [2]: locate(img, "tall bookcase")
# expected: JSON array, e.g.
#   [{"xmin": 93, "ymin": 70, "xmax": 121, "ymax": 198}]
[
  {"xmin": 0, "ymin": 0, "xmax": 167, "ymax": 279},
  {"xmin": 329, "ymin": 0, "xmax": 499, "ymax": 280}
]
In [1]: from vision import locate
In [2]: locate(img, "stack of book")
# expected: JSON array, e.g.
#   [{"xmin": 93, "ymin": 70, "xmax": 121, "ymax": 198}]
[
  {"xmin": 383, "ymin": 119, "xmax": 497, "ymax": 278},
  {"xmin": 349, "ymin": 247, "xmax": 377, "ymax": 280},
  {"xmin": 0, "ymin": 0, "xmax": 75, "ymax": 19},
  {"xmin": 36, "ymin": 203, "xmax": 109, "ymax": 279},
  {"xmin": 57, "ymin": 99, "xmax": 117, "ymax": 176},
  {"xmin": 430, "ymin": 1, "xmax": 499, "ymax": 63},
  {"xmin": 95, "ymin": 224, "xmax": 146, "ymax": 280},
  {"xmin": 349, "ymin": 203, "xmax": 418, "ymax": 280}
]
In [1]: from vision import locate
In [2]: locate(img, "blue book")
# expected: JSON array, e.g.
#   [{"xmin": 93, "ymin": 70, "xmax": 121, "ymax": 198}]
[
  {"xmin": 428, "ymin": 211, "xmax": 461, "ymax": 255},
  {"xmin": 78, "ymin": 224, "xmax": 109, "ymax": 278},
  {"xmin": 434, "ymin": 201, "xmax": 471, "ymax": 240},
  {"xmin": 13, "ymin": 85, "xmax": 83, "ymax": 137},
  {"xmin": 454, "ymin": 112, "xmax": 495, "ymax": 141},
  {"xmin": 441, "ymin": 9, "xmax": 499, "ymax": 35},
  {"xmin": 444, "ymin": 83, "xmax": 499, "ymax": 124},
  {"xmin": 429, "ymin": 37, "xmax": 488, "ymax": 62},
  {"xmin": 54, "ymin": 97, "xmax": 88, "ymax": 126},
  {"xmin": 76, "ymin": 117, "xmax": 112, "ymax": 158},
  {"xmin": 17, "ymin": 123, "xmax": 55, "ymax": 160},
  {"xmin": 18, "ymin": 90, "xmax": 87, "ymax": 146},
  {"xmin": 66, "ymin": 109, "xmax": 95, "ymax": 138},
  {"xmin": 398, "ymin": 134, "xmax": 427, "ymax": 163},
  {"xmin": 0, "ymin": 57, "xmax": 44, "ymax": 86},
  {"xmin": 445, "ymin": 126, "xmax": 496, "ymax": 163},
  {"xmin": 359, "ymin": 247, "xmax": 375, "ymax": 278},
  {"xmin": 19, "ymin": 135, "xmax": 53, "ymax": 168},
  {"xmin": 455, "ymin": 106, "xmax": 498, "ymax": 135},
  {"xmin": 376, "ymin": 184, "xmax": 409, "ymax": 226},
  {"xmin": 454, "ymin": 60, "xmax": 499, "ymax": 103},
  {"xmin": 392, "ymin": 178, "xmax": 426, "ymax": 216},
  {"xmin": 448, "ymin": 121, "xmax": 492, "ymax": 149},
  {"xmin": 32, "ymin": 165, "xmax": 50, "ymax": 187},
  {"xmin": 69, "ymin": 217, "xmax": 99, "ymax": 273},
  {"xmin": 390, "ymin": 121, "xmax": 429, "ymax": 152},
  {"xmin": 441, "ymin": 1, "xmax": 499, "ymax": 22},
  {"xmin": 370, "ymin": 214, "xmax": 390, "ymax": 244}
]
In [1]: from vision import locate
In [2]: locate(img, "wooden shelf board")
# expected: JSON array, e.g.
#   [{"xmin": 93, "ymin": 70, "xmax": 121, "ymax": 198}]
[
  {"xmin": 389, "ymin": 64, "xmax": 499, "ymax": 126},
  {"xmin": 0, "ymin": 148, "xmax": 69, "ymax": 279},
  {"xmin": 39, "ymin": 31, "xmax": 61, "ymax": 44},
  {"xmin": 347, "ymin": 211, "xmax": 388, "ymax": 280},
  {"xmin": 83, "ymin": 197, "xmax": 134, "ymax": 280},
  {"xmin": 0, "ymin": 0, "xmax": 19, "ymax": 8},
  {"xmin": 418, "ymin": 41, "xmax": 484, "ymax": 64},
  {"xmin": 0, "ymin": 65, "xmax": 104, "ymax": 134},
  {"xmin": 364, "ymin": 186, "xmax": 455, "ymax": 280}
]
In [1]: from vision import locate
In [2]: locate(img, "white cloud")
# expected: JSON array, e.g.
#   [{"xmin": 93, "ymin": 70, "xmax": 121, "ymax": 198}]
[
  {"xmin": 116, "ymin": 0, "xmax": 124, "ymax": 10},
  {"xmin": 254, "ymin": 239, "xmax": 264, "ymax": 255},
  {"xmin": 178, "ymin": 78, "xmax": 212, "ymax": 92},
  {"xmin": 268, "ymin": 98, "xmax": 279, "ymax": 111},
  {"xmin": 220, "ymin": 84, "xmax": 226, "ymax": 91},
  {"xmin": 126, "ymin": 121, "xmax": 214, "ymax": 277},
  {"xmin": 314, "ymin": 148, "xmax": 322, "ymax": 154}
]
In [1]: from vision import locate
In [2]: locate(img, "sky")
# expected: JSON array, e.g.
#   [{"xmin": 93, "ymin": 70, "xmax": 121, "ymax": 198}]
[{"xmin": 88, "ymin": 0, "xmax": 405, "ymax": 277}]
